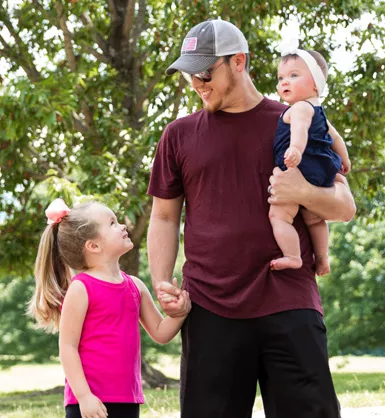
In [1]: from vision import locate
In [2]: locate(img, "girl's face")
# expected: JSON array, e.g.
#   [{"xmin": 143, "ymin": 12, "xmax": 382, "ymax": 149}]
[
  {"xmin": 277, "ymin": 57, "xmax": 317, "ymax": 105},
  {"xmin": 89, "ymin": 204, "xmax": 133, "ymax": 258}
]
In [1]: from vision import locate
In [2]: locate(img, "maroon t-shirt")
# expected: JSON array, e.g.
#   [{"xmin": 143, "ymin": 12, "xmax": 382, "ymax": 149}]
[{"xmin": 147, "ymin": 97, "xmax": 323, "ymax": 318}]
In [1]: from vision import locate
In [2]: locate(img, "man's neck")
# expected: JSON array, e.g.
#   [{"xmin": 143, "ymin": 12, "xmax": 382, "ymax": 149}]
[{"xmin": 221, "ymin": 80, "xmax": 264, "ymax": 113}]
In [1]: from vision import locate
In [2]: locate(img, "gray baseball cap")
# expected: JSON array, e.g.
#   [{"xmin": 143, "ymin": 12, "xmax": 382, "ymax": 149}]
[{"xmin": 166, "ymin": 19, "xmax": 249, "ymax": 75}]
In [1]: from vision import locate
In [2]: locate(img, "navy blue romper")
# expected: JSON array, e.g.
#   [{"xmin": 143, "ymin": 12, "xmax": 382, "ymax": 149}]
[{"xmin": 273, "ymin": 102, "xmax": 342, "ymax": 187}]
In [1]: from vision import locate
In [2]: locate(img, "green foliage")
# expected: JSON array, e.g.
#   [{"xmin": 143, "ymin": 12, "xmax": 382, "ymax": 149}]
[
  {"xmin": 0, "ymin": 277, "xmax": 58, "ymax": 366},
  {"xmin": 1, "ymin": 0, "xmax": 385, "ymax": 277},
  {"xmin": 320, "ymin": 220, "xmax": 385, "ymax": 356}
]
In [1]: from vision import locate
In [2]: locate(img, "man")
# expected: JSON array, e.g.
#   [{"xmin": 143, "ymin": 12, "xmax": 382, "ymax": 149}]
[{"xmin": 147, "ymin": 19, "xmax": 355, "ymax": 418}]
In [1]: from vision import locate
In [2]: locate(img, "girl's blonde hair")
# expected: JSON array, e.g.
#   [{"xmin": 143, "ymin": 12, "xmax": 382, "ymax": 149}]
[{"xmin": 28, "ymin": 201, "xmax": 100, "ymax": 333}]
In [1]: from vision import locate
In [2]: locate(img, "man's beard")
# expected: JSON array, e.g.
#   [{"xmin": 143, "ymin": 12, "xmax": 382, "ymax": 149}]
[{"xmin": 204, "ymin": 70, "xmax": 236, "ymax": 113}]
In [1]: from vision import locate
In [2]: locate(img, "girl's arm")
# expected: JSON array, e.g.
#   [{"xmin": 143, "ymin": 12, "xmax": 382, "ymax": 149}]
[
  {"xmin": 283, "ymin": 101, "xmax": 314, "ymax": 168},
  {"xmin": 327, "ymin": 120, "xmax": 351, "ymax": 174},
  {"xmin": 133, "ymin": 276, "xmax": 191, "ymax": 344},
  {"xmin": 59, "ymin": 281, "xmax": 107, "ymax": 418}
]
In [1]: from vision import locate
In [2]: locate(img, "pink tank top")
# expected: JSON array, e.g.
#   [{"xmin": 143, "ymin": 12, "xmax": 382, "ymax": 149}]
[{"xmin": 64, "ymin": 272, "xmax": 144, "ymax": 406}]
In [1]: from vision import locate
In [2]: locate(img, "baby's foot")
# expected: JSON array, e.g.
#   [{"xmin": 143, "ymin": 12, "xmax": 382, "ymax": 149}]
[
  {"xmin": 270, "ymin": 256, "xmax": 303, "ymax": 271},
  {"xmin": 315, "ymin": 254, "xmax": 330, "ymax": 276}
]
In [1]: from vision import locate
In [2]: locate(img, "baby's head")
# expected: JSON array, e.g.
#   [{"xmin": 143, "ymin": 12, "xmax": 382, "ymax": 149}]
[
  {"xmin": 277, "ymin": 50, "xmax": 328, "ymax": 104},
  {"xmin": 280, "ymin": 50, "xmax": 328, "ymax": 80}
]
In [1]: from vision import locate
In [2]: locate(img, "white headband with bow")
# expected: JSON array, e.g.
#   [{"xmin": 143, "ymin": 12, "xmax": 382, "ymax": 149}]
[{"xmin": 278, "ymin": 34, "xmax": 326, "ymax": 97}]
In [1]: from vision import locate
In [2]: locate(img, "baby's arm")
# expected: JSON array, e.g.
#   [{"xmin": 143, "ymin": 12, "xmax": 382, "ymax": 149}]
[
  {"xmin": 284, "ymin": 101, "xmax": 314, "ymax": 168},
  {"xmin": 133, "ymin": 276, "xmax": 191, "ymax": 344},
  {"xmin": 327, "ymin": 120, "xmax": 351, "ymax": 174},
  {"xmin": 59, "ymin": 281, "xmax": 107, "ymax": 418}
]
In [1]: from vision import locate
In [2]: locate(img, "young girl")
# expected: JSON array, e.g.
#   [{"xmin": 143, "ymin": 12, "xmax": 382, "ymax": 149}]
[
  {"xmin": 269, "ymin": 47, "xmax": 351, "ymax": 275},
  {"xmin": 28, "ymin": 198, "xmax": 190, "ymax": 418}
]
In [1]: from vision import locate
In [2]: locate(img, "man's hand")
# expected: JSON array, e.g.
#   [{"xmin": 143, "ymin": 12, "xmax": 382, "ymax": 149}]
[
  {"xmin": 268, "ymin": 167, "xmax": 309, "ymax": 206},
  {"xmin": 268, "ymin": 168, "xmax": 356, "ymax": 221},
  {"xmin": 156, "ymin": 278, "xmax": 189, "ymax": 318}
]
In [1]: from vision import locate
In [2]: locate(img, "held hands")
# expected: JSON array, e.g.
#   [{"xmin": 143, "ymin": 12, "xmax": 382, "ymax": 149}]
[
  {"xmin": 79, "ymin": 393, "xmax": 108, "ymax": 418},
  {"xmin": 157, "ymin": 277, "xmax": 191, "ymax": 318},
  {"xmin": 284, "ymin": 146, "xmax": 302, "ymax": 168}
]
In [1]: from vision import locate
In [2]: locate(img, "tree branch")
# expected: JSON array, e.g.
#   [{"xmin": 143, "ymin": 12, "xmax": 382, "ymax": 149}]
[
  {"xmin": 79, "ymin": 12, "xmax": 110, "ymax": 57},
  {"xmin": 122, "ymin": 0, "xmax": 136, "ymax": 40},
  {"xmin": 27, "ymin": 146, "xmax": 66, "ymax": 179},
  {"xmin": 31, "ymin": 1, "xmax": 109, "ymax": 63},
  {"xmin": 130, "ymin": 200, "xmax": 152, "ymax": 246},
  {"xmin": 108, "ymin": 0, "xmax": 120, "ymax": 23},
  {"xmin": 71, "ymin": 111, "xmax": 90, "ymax": 135},
  {"xmin": 78, "ymin": 41, "xmax": 110, "ymax": 64},
  {"xmin": 355, "ymin": 166, "xmax": 385, "ymax": 173},
  {"xmin": 0, "ymin": 14, "xmax": 41, "ymax": 82},
  {"xmin": 55, "ymin": 1, "xmax": 77, "ymax": 72},
  {"xmin": 171, "ymin": 76, "xmax": 185, "ymax": 120},
  {"xmin": 132, "ymin": 0, "xmax": 146, "ymax": 46}
]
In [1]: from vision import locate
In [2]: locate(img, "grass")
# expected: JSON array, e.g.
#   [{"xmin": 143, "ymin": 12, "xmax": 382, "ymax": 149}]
[{"xmin": 0, "ymin": 357, "xmax": 384, "ymax": 417}]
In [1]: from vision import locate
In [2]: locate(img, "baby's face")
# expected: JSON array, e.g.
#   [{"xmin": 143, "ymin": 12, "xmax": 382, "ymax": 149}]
[{"xmin": 277, "ymin": 57, "xmax": 317, "ymax": 104}]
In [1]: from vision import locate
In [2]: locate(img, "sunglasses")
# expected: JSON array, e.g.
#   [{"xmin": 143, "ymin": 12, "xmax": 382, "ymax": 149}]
[{"xmin": 181, "ymin": 60, "xmax": 226, "ymax": 84}]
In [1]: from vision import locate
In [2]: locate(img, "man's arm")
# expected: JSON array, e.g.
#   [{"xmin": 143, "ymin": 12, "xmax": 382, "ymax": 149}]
[
  {"xmin": 147, "ymin": 195, "xmax": 186, "ymax": 317},
  {"xmin": 268, "ymin": 167, "xmax": 356, "ymax": 222}
]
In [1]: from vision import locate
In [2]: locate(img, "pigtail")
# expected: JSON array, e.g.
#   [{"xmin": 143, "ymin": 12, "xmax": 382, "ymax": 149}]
[{"xmin": 28, "ymin": 224, "xmax": 71, "ymax": 333}]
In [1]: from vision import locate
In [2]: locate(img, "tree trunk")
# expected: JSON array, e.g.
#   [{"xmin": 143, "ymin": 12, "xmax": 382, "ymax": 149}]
[
  {"xmin": 120, "ymin": 243, "xmax": 140, "ymax": 276},
  {"xmin": 141, "ymin": 359, "xmax": 179, "ymax": 389},
  {"xmin": 120, "ymin": 208, "xmax": 175, "ymax": 389}
]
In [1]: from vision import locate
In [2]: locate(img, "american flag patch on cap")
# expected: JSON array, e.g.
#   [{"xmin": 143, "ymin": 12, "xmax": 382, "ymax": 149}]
[{"xmin": 182, "ymin": 37, "xmax": 197, "ymax": 52}]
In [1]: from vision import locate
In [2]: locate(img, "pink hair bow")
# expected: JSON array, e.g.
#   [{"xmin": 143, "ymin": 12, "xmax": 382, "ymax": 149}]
[{"xmin": 45, "ymin": 198, "xmax": 71, "ymax": 225}]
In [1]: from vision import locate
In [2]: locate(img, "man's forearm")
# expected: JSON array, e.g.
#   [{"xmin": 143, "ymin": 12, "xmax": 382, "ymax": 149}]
[
  {"xmin": 147, "ymin": 216, "xmax": 180, "ymax": 296},
  {"xmin": 299, "ymin": 174, "xmax": 356, "ymax": 222}
]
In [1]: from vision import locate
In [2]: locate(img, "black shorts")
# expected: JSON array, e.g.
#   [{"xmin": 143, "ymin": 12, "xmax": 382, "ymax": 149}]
[
  {"xmin": 65, "ymin": 402, "xmax": 139, "ymax": 418},
  {"xmin": 180, "ymin": 304, "xmax": 340, "ymax": 418}
]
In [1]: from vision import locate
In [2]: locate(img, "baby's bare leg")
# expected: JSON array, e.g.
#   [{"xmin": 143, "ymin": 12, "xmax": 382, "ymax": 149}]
[
  {"xmin": 300, "ymin": 208, "xmax": 330, "ymax": 276},
  {"xmin": 269, "ymin": 203, "xmax": 302, "ymax": 270}
]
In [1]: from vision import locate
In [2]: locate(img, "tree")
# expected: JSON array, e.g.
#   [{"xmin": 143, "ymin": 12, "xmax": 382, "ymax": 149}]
[
  {"xmin": 320, "ymin": 220, "xmax": 385, "ymax": 356},
  {"xmin": 1, "ymin": 1, "xmax": 384, "ymax": 274},
  {"xmin": 0, "ymin": 0, "xmax": 384, "ymax": 379}
]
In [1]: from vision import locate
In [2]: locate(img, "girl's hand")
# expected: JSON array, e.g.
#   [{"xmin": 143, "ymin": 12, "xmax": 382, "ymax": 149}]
[
  {"xmin": 284, "ymin": 146, "xmax": 302, "ymax": 168},
  {"xmin": 79, "ymin": 393, "xmax": 108, "ymax": 418},
  {"xmin": 158, "ymin": 278, "xmax": 191, "ymax": 318}
]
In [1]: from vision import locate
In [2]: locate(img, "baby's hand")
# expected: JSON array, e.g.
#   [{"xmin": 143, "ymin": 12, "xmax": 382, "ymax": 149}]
[
  {"xmin": 340, "ymin": 158, "xmax": 351, "ymax": 175},
  {"xmin": 79, "ymin": 393, "xmax": 107, "ymax": 418},
  {"xmin": 284, "ymin": 146, "xmax": 302, "ymax": 168}
]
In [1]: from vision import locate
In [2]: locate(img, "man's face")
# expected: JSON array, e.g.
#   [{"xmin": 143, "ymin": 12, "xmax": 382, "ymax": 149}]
[{"xmin": 191, "ymin": 57, "xmax": 237, "ymax": 113}]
